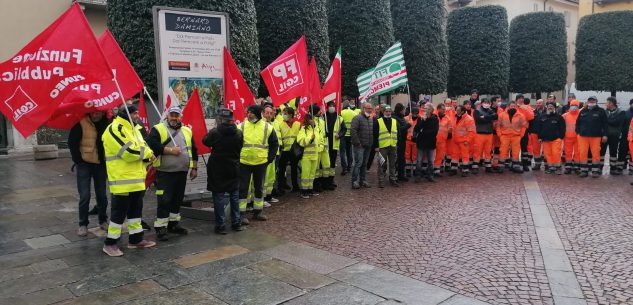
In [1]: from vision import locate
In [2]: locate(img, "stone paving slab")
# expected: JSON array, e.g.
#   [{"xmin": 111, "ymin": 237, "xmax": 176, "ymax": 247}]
[
  {"xmin": 196, "ymin": 267, "xmax": 305, "ymax": 305},
  {"xmin": 249, "ymin": 259, "xmax": 336, "ymax": 290},
  {"xmin": 23, "ymin": 234, "xmax": 71, "ymax": 249},
  {"xmin": 283, "ymin": 282, "xmax": 385, "ymax": 305},
  {"xmin": 329, "ymin": 263, "xmax": 456, "ymax": 305},
  {"xmin": 174, "ymin": 245, "xmax": 250, "ymax": 268},
  {"xmin": 0, "ymin": 286, "xmax": 74, "ymax": 305},
  {"xmin": 546, "ymin": 270, "xmax": 584, "ymax": 299},
  {"xmin": 552, "ymin": 296, "xmax": 588, "ymax": 305},
  {"xmin": 120, "ymin": 285, "xmax": 228, "ymax": 305},
  {"xmin": 57, "ymin": 279, "xmax": 166, "ymax": 305},
  {"xmin": 439, "ymin": 295, "xmax": 493, "ymax": 305},
  {"xmin": 264, "ymin": 241, "xmax": 357, "ymax": 275}
]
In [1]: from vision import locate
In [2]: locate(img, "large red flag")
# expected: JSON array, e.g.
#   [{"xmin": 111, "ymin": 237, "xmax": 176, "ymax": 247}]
[
  {"xmin": 296, "ymin": 58, "xmax": 321, "ymax": 122},
  {"xmin": 0, "ymin": 3, "xmax": 113, "ymax": 137},
  {"xmin": 181, "ymin": 89, "xmax": 211, "ymax": 155},
  {"xmin": 98, "ymin": 30, "xmax": 143, "ymax": 98},
  {"xmin": 322, "ymin": 47, "xmax": 342, "ymax": 113},
  {"xmin": 137, "ymin": 94, "xmax": 150, "ymax": 134},
  {"xmin": 260, "ymin": 36, "xmax": 309, "ymax": 106},
  {"xmin": 223, "ymin": 48, "xmax": 253, "ymax": 124}
]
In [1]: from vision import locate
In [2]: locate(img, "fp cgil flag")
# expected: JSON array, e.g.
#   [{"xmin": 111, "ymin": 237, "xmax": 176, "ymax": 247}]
[
  {"xmin": 0, "ymin": 3, "xmax": 113, "ymax": 137},
  {"xmin": 182, "ymin": 89, "xmax": 211, "ymax": 155},
  {"xmin": 223, "ymin": 48, "xmax": 254, "ymax": 124},
  {"xmin": 321, "ymin": 47, "xmax": 342, "ymax": 113},
  {"xmin": 260, "ymin": 36, "xmax": 309, "ymax": 106},
  {"xmin": 296, "ymin": 57, "xmax": 321, "ymax": 122}
]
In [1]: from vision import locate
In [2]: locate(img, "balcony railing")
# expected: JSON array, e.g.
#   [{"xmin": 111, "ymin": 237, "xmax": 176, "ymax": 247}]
[{"xmin": 75, "ymin": 0, "xmax": 107, "ymax": 6}]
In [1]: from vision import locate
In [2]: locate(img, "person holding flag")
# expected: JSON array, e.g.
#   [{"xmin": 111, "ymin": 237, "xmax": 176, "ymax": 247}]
[
  {"xmin": 146, "ymin": 106, "xmax": 198, "ymax": 241},
  {"xmin": 324, "ymin": 100, "xmax": 345, "ymax": 189},
  {"xmin": 102, "ymin": 105, "xmax": 156, "ymax": 257},
  {"xmin": 297, "ymin": 112, "xmax": 323, "ymax": 198},
  {"xmin": 276, "ymin": 106, "xmax": 301, "ymax": 192},
  {"xmin": 262, "ymin": 104, "xmax": 282, "ymax": 203},
  {"xmin": 340, "ymin": 101, "xmax": 361, "ymax": 175}
]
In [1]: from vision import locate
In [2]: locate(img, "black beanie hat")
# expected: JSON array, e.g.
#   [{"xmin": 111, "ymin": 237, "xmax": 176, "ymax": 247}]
[{"xmin": 247, "ymin": 104, "xmax": 262, "ymax": 120}]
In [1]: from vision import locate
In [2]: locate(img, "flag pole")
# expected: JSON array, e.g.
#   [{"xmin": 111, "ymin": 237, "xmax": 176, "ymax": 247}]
[
  {"xmin": 142, "ymin": 86, "xmax": 176, "ymax": 145},
  {"xmin": 113, "ymin": 77, "xmax": 141, "ymax": 143}
]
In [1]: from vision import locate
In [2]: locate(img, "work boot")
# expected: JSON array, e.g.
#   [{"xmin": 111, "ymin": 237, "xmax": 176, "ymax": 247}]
[
  {"xmin": 579, "ymin": 171, "xmax": 588, "ymax": 178},
  {"xmin": 168, "ymin": 222, "xmax": 188, "ymax": 235},
  {"xmin": 564, "ymin": 168, "xmax": 571, "ymax": 175},
  {"xmin": 231, "ymin": 223, "xmax": 244, "ymax": 232},
  {"xmin": 240, "ymin": 212, "xmax": 250, "ymax": 225},
  {"xmin": 461, "ymin": 171, "xmax": 469, "ymax": 177},
  {"xmin": 102, "ymin": 245, "xmax": 124, "ymax": 257},
  {"xmin": 532, "ymin": 164, "xmax": 541, "ymax": 171},
  {"xmin": 253, "ymin": 210, "xmax": 268, "ymax": 221},
  {"xmin": 485, "ymin": 167, "xmax": 494, "ymax": 174},
  {"xmin": 591, "ymin": 171, "xmax": 601, "ymax": 178},
  {"xmin": 141, "ymin": 220, "xmax": 152, "ymax": 232},
  {"xmin": 214, "ymin": 226, "xmax": 228, "ymax": 235},
  {"xmin": 352, "ymin": 182, "xmax": 360, "ymax": 189},
  {"xmin": 329, "ymin": 177, "xmax": 338, "ymax": 188},
  {"xmin": 389, "ymin": 180, "xmax": 400, "ymax": 187},
  {"xmin": 523, "ymin": 165, "xmax": 531, "ymax": 172},
  {"xmin": 77, "ymin": 226, "xmax": 88, "ymax": 237},
  {"xmin": 361, "ymin": 181, "xmax": 371, "ymax": 188},
  {"xmin": 127, "ymin": 240, "xmax": 156, "ymax": 249},
  {"xmin": 156, "ymin": 227, "xmax": 168, "ymax": 241}
]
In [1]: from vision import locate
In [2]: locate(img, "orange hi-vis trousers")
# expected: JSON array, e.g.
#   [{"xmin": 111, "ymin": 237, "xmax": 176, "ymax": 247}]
[
  {"xmin": 529, "ymin": 133, "xmax": 543, "ymax": 166},
  {"xmin": 474, "ymin": 134, "xmax": 493, "ymax": 168},
  {"xmin": 492, "ymin": 134, "xmax": 501, "ymax": 167},
  {"xmin": 563, "ymin": 136, "xmax": 578, "ymax": 169},
  {"xmin": 455, "ymin": 141, "xmax": 471, "ymax": 172},
  {"xmin": 405, "ymin": 140, "xmax": 417, "ymax": 174},
  {"xmin": 500, "ymin": 135, "xmax": 521, "ymax": 167},
  {"xmin": 448, "ymin": 139, "xmax": 458, "ymax": 171},
  {"xmin": 434, "ymin": 139, "xmax": 448, "ymax": 174},
  {"xmin": 543, "ymin": 139, "xmax": 562, "ymax": 168},
  {"xmin": 577, "ymin": 136, "xmax": 601, "ymax": 173}
]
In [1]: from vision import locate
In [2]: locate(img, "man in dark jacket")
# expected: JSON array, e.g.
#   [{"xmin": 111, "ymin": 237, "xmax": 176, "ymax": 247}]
[
  {"xmin": 602, "ymin": 97, "xmax": 626, "ymax": 175},
  {"xmin": 536, "ymin": 102, "xmax": 566, "ymax": 174},
  {"xmin": 394, "ymin": 103, "xmax": 411, "ymax": 182},
  {"xmin": 576, "ymin": 96, "xmax": 608, "ymax": 178},
  {"xmin": 68, "ymin": 111, "xmax": 110, "ymax": 236},
  {"xmin": 413, "ymin": 103, "xmax": 439, "ymax": 182},
  {"xmin": 350, "ymin": 102, "xmax": 374, "ymax": 189},
  {"xmin": 618, "ymin": 99, "xmax": 633, "ymax": 174},
  {"xmin": 473, "ymin": 98, "xmax": 498, "ymax": 173},
  {"xmin": 203, "ymin": 108, "xmax": 244, "ymax": 234},
  {"xmin": 529, "ymin": 99, "xmax": 547, "ymax": 170}
]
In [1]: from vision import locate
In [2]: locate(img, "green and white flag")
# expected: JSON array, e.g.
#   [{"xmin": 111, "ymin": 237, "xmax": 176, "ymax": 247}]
[{"xmin": 357, "ymin": 42, "xmax": 408, "ymax": 102}]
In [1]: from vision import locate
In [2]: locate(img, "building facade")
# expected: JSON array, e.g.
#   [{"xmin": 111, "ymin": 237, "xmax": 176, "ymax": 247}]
[{"xmin": 579, "ymin": 0, "xmax": 633, "ymax": 17}]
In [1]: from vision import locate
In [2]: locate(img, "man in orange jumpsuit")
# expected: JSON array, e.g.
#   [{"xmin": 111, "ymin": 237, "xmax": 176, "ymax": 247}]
[
  {"xmin": 445, "ymin": 98, "xmax": 458, "ymax": 173},
  {"xmin": 404, "ymin": 106, "xmax": 420, "ymax": 177},
  {"xmin": 434, "ymin": 103, "xmax": 453, "ymax": 176},
  {"xmin": 516, "ymin": 94, "xmax": 535, "ymax": 171},
  {"xmin": 473, "ymin": 98, "xmax": 498, "ymax": 173},
  {"xmin": 529, "ymin": 99, "xmax": 546, "ymax": 171},
  {"xmin": 535, "ymin": 102, "xmax": 565, "ymax": 174},
  {"xmin": 575, "ymin": 96, "xmax": 608, "ymax": 178},
  {"xmin": 452, "ymin": 105, "xmax": 476, "ymax": 177},
  {"xmin": 562, "ymin": 100, "xmax": 580, "ymax": 174},
  {"xmin": 497, "ymin": 101, "xmax": 528, "ymax": 173}
]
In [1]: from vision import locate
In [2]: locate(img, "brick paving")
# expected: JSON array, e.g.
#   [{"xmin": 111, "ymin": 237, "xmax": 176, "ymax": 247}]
[
  {"xmin": 255, "ymin": 170, "xmax": 553, "ymax": 305},
  {"xmin": 536, "ymin": 173, "xmax": 633, "ymax": 305}
]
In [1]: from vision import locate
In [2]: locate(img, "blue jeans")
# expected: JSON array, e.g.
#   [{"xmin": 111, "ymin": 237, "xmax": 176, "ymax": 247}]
[
  {"xmin": 416, "ymin": 148, "xmax": 436, "ymax": 178},
  {"xmin": 352, "ymin": 145, "xmax": 371, "ymax": 184},
  {"xmin": 340, "ymin": 137, "xmax": 352, "ymax": 170},
  {"xmin": 213, "ymin": 190, "xmax": 241, "ymax": 228},
  {"xmin": 77, "ymin": 162, "xmax": 108, "ymax": 226}
]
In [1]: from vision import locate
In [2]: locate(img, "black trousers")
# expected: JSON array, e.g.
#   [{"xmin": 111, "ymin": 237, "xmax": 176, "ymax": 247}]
[
  {"xmin": 396, "ymin": 139, "xmax": 406, "ymax": 178},
  {"xmin": 367, "ymin": 146, "xmax": 376, "ymax": 171},
  {"xmin": 341, "ymin": 136, "xmax": 352, "ymax": 170},
  {"xmin": 619, "ymin": 136, "xmax": 630, "ymax": 168},
  {"xmin": 239, "ymin": 163, "xmax": 267, "ymax": 202},
  {"xmin": 155, "ymin": 171, "xmax": 187, "ymax": 227},
  {"xmin": 278, "ymin": 151, "xmax": 299, "ymax": 189},
  {"xmin": 329, "ymin": 148, "xmax": 338, "ymax": 171},
  {"xmin": 105, "ymin": 191, "xmax": 144, "ymax": 246},
  {"xmin": 600, "ymin": 135, "xmax": 621, "ymax": 169},
  {"xmin": 520, "ymin": 133, "xmax": 530, "ymax": 166}
]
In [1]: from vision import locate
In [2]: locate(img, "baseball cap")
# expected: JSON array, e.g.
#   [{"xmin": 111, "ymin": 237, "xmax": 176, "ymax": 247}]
[
  {"xmin": 168, "ymin": 106, "xmax": 182, "ymax": 114},
  {"xmin": 588, "ymin": 96, "xmax": 597, "ymax": 101},
  {"xmin": 217, "ymin": 108, "xmax": 234, "ymax": 120}
]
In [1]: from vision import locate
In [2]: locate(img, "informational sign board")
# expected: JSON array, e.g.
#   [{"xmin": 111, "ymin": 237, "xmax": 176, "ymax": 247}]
[{"xmin": 153, "ymin": 6, "xmax": 229, "ymax": 196}]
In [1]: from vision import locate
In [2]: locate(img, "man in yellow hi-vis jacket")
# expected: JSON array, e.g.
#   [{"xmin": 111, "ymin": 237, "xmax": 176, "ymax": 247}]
[{"xmin": 102, "ymin": 105, "xmax": 156, "ymax": 257}]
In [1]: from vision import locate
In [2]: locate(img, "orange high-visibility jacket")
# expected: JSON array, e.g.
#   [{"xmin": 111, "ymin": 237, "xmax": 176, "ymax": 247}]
[
  {"xmin": 628, "ymin": 119, "xmax": 633, "ymax": 141},
  {"xmin": 518, "ymin": 105, "xmax": 535, "ymax": 121},
  {"xmin": 405, "ymin": 116, "xmax": 418, "ymax": 141},
  {"xmin": 453, "ymin": 114, "xmax": 475, "ymax": 143},
  {"xmin": 562, "ymin": 111, "xmax": 579, "ymax": 139},
  {"xmin": 437, "ymin": 115, "xmax": 453, "ymax": 142},
  {"xmin": 498, "ymin": 111, "xmax": 528, "ymax": 137}
]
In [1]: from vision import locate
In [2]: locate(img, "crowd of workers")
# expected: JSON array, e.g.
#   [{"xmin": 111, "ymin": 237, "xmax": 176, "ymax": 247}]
[{"xmin": 68, "ymin": 89, "xmax": 633, "ymax": 257}]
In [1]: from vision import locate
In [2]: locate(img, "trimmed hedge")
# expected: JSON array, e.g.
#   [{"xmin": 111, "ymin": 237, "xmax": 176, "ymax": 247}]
[
  {"xmin": 255, "ymin": 0, "xmax": 330, "ymax": 97},
  {"xmin": 576, "ymin": 11, "xmax": 633, "ymax": 92},
  {"xmin": 329, "ymin": 0, "xmax": 395, "ymax": 97},
  {"xmin": 107, "ymin": 0, "xmax": 260, "ymax": 97},
  {"xmin": 447, "ymin": 5, "xmax": 509, "ymax": 96},
  {"xmin": 391, "ymin": 0, "xmax": 448, "ymax": 98},
  {"xmin": 509, "ymin": 12, "xmax": 567, "ymax": 94}
]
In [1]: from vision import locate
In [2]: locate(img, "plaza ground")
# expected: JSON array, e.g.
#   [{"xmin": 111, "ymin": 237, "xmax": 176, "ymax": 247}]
[{"xmin": 0, "ymin": 156, "xmax": 631, "ymax": 305}]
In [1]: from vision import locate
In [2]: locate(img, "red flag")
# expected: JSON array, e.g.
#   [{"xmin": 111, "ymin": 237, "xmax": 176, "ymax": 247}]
[
  {"xmin": 322, "ymin": 47, "xmax": 342, "ymax": 113},
  {"xmin": 223, "ymin": 48, "xmax": 253, "ymax": 124},
  {"xmin": 0, "ymin": 3, "xmax": 114, "ymax": 137},
  {"xmin": 182, "ymin": 89, "xmax": 211, "ymax": 155},
  {"xmin": 98, "ymin": 30, "xmax": 143, "ymax": 98},
  {"xmin": 137, "ymin": 94, "xmax": 149, "ymax": 134},
  {"xmin": 296, "ymin": 57, "xmax": 322, "ymax": 122},
  {"xmin": 260, "ymin": 36, "xmax": 309, "ymax": 106}
]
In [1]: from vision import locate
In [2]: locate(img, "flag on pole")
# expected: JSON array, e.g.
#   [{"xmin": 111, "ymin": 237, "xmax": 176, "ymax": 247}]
[
  {"xmin": 137, "ymin": 94, "xmax": 149, "ymax": 134},
  {"xmin": 260, "ymin": 36, "xmax": 309, "ymax": 106},
  {"xmin": 0, "ymin": 3, "xmax": 114, "ymax": 137},
  {"xmin": 182, "ymin": 89, "xmax": 211, "ymax": 155},
  {"xmin": 322, "ymin": 47, "xmax": 342, "ymax": 113},
  {"xmin": 357, "ymin": 42, "xmax": 408, "ymax": 102},
  {"xmin": 296, "ymin": 57, "xmax": 320, "ymax": 122},
  {"xmin": 163, "ymin": 87, "xmax": 180, "ymax": 117},
  {"xmin": 223, "ymin": 48, "xmax": 253, "ymax": 124}
]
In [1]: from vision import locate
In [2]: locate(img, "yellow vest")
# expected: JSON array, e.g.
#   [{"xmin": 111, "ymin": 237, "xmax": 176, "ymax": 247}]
[
  {"xmin": 332, "ymin": 116, "xmax": 342, "ymax": 150},
  {"xmin": 79, "ymin": 116, "xmax": 99, "ymax": 164},
  {"xmin": 152, "ymin": 123, "xmax": 195, "ymax": 169},
  {"xmin": 296, "ymin": 125, "xmax": 321, "ymax": 161},
  {"xmin": 276, "ymin": 120, "xmax": 300, "ymax": 151},
  {"xmin": 102, "ymin": 116, "xmax": 154, "ymax": 194},
  {"xmin": 341, "ymin": 108, "xmax": 361, "ymax": 137},
  {"xmin": 239, "ymin": 120, "xmax": 271, "ymax": 166},
  {"xmin": 269, "ymin": 119, "xmax": 282, "ymax": 156},
  {"xmin": 377, "ymin": 117, "xmax": 398, "ymax": 148},
  {"xmin": 316, "ymin": 117, "xmax": 327, "ymax": 152}
]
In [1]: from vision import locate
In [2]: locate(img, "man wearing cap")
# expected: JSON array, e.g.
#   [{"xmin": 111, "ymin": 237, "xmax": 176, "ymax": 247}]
[
  {"xmin": 147, "ymin": 106, "xmax": 198, "ymax": 241},
  {"xmin": 536, "ymin": 102, "xmax": 565, "ymax": 174},
  {"xmin": 561, "ymin": 93, "xmax": 576, "ymax": 114},
  {"xmin": 237, "ymin": 105, "xmax": 279, "ymax": 221},
  {"xmin": 374, "ymin": 105, "xmax": 399, "ymax": 187},
  {"xmin": 340, "ymin": 100, "xmax": 361, "ymax": 175},
  {"xmin": 203, "ymin": 108, "xmax": 244, "ymax": 234},
  {"xmin": 101, "ymin": 104, "xmax": 156, "ymax": 257},
  {"xmin": 576, "ymin": 96, "xmax": 608, "ymax": 178},
  {"xmin": 602, "ymin": 97, "xmax": 626, "ymax": 175},
  {"xmin": 394, "ymin": 103, "xmax": 411, "ymax": 181},
  {"xmin": 473, "ymin": 98, "xmax": 498, "ymax": 173},
  {"xmin": 468, "ymin": 89, "xmax": 479, "ymax": 108},
  {"xmin": 562, "ymin": 100, "xmax": 581, "ymax": 174}
]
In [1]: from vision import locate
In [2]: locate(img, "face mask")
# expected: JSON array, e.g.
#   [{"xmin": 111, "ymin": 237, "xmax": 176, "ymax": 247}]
[
  {"xmin": 282, "ymin": 114, "xmax": 289, "ymax": 121},
  {"xmin": 570, "ymin": 106, "xmax": 578, "ymax": 111},
  {"xmin": 588, "ymin": 102, "xmax": 597, "ymax": 109},
  {"xmin": 384, "ymin": 114, "xmax": 392, "ymax": 118},
  {"xmin": 482, "ymin": 104, "xmax": 490, "ymax": 109},
  {"xmin": 349, "ymin": 104, "xmax": 356, "ymax": 109},
  {"xmin": 547, "ymin": 110, "xmax": 554, "ymax": 115},
  {"xmin": 364, "ymin": 111, "xmax": 372, "ymax": 117},
  {"xmin": 328, "ymin": 107, "xmax": 336, "ymax": 113},
  {"xmin": 249, "ymin": 118, "xmax": 259, "ymax": 124}
]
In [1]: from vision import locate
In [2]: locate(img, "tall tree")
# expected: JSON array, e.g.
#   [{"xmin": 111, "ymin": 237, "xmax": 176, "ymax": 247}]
[
  {"xmin": 255, "ymin": 0, "xmax": 330, "ymax": 97},
  {"xmin": 329, "ymin": 0, "xmax": 395, "ymax": 98},
  {"xmin": 576, "ymin": 11, "xmax": 633, "ymax": 95},
  {"xmin": 509, "ymin": 12, "xmax": 567, "ymax": 95},
  {"xmin": 447, "ymin": 5, "xmax": 509, "ymax": 97},
  {"xmin": 107, "ymin": 0, "xmax": 260, "ymax": 97},
  {"xmin": 391, "ymin": 0, "xmax": 448, "ymax": 98}
]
